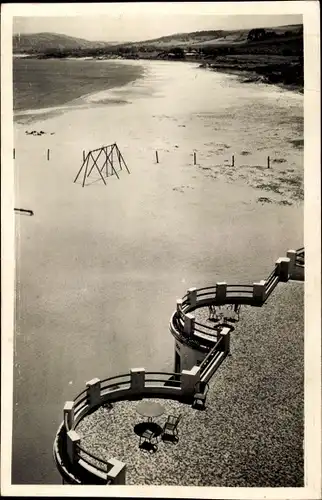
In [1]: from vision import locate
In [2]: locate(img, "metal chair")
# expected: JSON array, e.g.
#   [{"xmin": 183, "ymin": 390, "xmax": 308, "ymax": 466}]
[
  {"xmin": 209, "ymin": 304, "xmax": 241, "ymax": 323},
  {"xmin": 231, "ymin": 303, "xmax": 241, "ymax": 322},
  {"xmin": 162, "ymin": 414, "xmax": 182, "ymax": 442},
  {"xmin": 208, "ymin": 304, "xmax": 222, "ymax": 321},
  {"xmin": 139, "ymin": 428, "xmax": 158, "ymax": 453}
]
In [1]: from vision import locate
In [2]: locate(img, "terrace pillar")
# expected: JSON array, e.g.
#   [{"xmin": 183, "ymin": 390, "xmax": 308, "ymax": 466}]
[
  {"xmin": 287, "ymin": 250, "xmax": 297, "ymax": 278},
  {"xmin": 107, "ymin": 458, "xmax": 126, "ymax": 485},
  {"xmin": 66, "ymin": 430, "xmax": 80, "ymax": 464},
  {"xmin": 86, "ymin": 378, "xmax": 101, "ymax": 408},
  {"xmin": 216, "ymin": 282, "xmax": 227, "ymax": 303},
  {"xmin": 187, "ymin": 287, "xmax": 197, "ymax": 308},
  {"xmin": 276, "ymin": 257, "xmax": 290, "ymax": 282},
  {"xmin": 130, "ymin": 368, "xmax": 145, "ymax": 394},
  {"xmin": 63, "ymin": 401, "xmax": 75, "ymax": 430},
  {"xmin": 219, "ymin": 326, "xmax": 231, "ymax": 355},
  {"xmin": 252, "ymin": 280, "xmax": 266, "ymax": 304},
  {"xmin": 184, "ymin": 313, "xmax": 195, "ymax": 336},
  {"xmin": 181, "ymin": 365, "xmax": 200, "ymax": 397}
]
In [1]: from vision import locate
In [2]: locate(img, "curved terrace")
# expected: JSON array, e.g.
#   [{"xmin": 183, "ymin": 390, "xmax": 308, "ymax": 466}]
[{"xmin": 54, "ymin": 248, "xmax": 304, "ymax": 486}]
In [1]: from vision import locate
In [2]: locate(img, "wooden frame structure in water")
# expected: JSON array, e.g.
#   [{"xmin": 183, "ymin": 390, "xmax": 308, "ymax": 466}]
[{"xmin": 74, "ymin": 143, "xmax": 130, "ymax": 187}]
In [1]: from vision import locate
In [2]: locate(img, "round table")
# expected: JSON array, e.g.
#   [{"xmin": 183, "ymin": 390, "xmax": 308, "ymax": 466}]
[{"xmin": 136, "ymin": 401, "xmax": 165, "ymax": 422}]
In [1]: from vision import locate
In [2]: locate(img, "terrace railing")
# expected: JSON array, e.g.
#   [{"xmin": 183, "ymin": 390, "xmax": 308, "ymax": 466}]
[
  {"xmin": 170, "ymin": 249, "xmax": 303, "ymax": 347},
  {"xmin": 54, "ymin": 247, "xmax": 303, "ymax": 485},
  {"xmin": 55, "ymin": 367, "xmax": 205, "ymax": 485},
  {"xmin": 295, "ymin": 247, "xmax": 305, "ymax": 266}
]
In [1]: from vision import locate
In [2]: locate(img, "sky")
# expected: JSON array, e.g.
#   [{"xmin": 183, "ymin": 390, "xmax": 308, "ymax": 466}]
[{"xmin": 12, "ymin": 4, "xmax": 303, "ymax": 43}]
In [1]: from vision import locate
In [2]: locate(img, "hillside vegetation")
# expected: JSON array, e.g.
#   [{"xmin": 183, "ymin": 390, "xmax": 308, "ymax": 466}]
[
  {"xmin": 125, "ymin": 24, "xmax": 302, "ymax": 48},
  {"xmin": 13, "ymin": 32, "xmax": 109, "ymax": 53},
  {"xmin": 13, "ymin": 24, "xmax": 303, "ymax": 91}
]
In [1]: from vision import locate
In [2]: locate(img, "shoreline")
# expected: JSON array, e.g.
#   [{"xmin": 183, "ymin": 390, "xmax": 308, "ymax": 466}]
[
  {"xmin": 14, "ymin": 53, "xmax": 303, "ymax": 96},
  {"xmin": 153, "ymin": 56, "xmax": 303, "ymax": 94},
  {"xmin": 201, "ymin": 65, "xmax": 303, "ymax": 94},
  {"xmin": 13, "ymin": 58, "xmax": 146, "ymax": 121}
]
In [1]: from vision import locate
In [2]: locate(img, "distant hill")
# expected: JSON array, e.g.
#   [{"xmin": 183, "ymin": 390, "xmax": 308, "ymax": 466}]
[
  {"xmin": 123, "ymin": 24, "xmax": 303, "ymax": 49},
  {"xmin": 13, "ymin": 24, "xmax": 303, "ymax": 54},
  {"xmin": 127, "ymin": 29, "xmax": 248, "ymax": 48},
  {"xmin": 13, "ymin": 32, "xmax": 110, "ymax": 53}
]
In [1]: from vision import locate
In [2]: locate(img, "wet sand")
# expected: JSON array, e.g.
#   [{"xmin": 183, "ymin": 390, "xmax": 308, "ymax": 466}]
[{"xmin": 13, "ymin": 60, "xmax": 303, "ymax": 484}]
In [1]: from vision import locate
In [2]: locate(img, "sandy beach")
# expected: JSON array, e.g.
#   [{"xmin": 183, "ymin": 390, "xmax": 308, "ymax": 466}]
[{"xmin": 13, "ymin": 59, "xmax": 303, "ymax": 484}]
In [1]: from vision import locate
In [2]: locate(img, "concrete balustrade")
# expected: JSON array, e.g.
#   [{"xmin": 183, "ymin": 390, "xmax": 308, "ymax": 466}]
[
  {"xmin": 216, "ymin": 282, "xmax": 227, "ymax": 302},
  {"xmin": 181, "ymin": 365, "xmax": 201, "ymax": 397},
  {"xmin": 173, "ymin": 250, "xmax": 303, "ymax": 345},
  {"xmin": 130, "ymin": 368, "xmax": 145, "ymax": 394},
  {"xmin": 187, "ymin": 287, "xmax": 197, "ymax": 307},
  {"xmin": 276, "ymin": 257, "xmax": 290, "ymax": 282},
  {"xmin": 184, "ymin": 313, "xmax": 195, "ymax": 336},
  {"xmin": 253, "ymin": 280, "xmax": 266, "ymax": 303},
  {"xmin": 219, "ymin": 327, "xmax": 231, "ymax": 355},
  {"xmin": 67, "ymin": 430, "xmax": 80, "ymax": 463},
  {"xmin": 107, "ymin": 458, "xmax": 127, "ymax": 485},
  {"xmin": 176, "ymin": 298, "xmax": 183, "ymax": 313},
  {"xmin": 56, "ymin": 248, "xmax": 304, "ymax": 485},
  {"xmin": 64, "ymin": 401, "xmax": 75, "ymax": 430},
  {"xmin": 286, "ymin": 250, "xmax": 297, "ymax": 278},
  {"xmin": 66, "ymin": 427, "xmax": 126, "ymax": 484},
  {"xmin": 86, "ymin": 378, "xmax": 101, "ymax": 408}
]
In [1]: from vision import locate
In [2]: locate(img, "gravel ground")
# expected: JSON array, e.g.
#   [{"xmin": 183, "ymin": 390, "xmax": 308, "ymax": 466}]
[{"xmin": 76, "ymin": 281, "xmax": 304, "ymax": 486}]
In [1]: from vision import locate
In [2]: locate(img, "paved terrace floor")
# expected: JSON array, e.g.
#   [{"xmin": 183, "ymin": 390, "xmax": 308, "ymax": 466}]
[{"xmin": 76, "ymin": 281, "xmax": 304, "ymax": 486}]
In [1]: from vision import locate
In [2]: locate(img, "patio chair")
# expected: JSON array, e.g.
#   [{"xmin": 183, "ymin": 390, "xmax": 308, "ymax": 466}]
[
  {"xmin": 231, "ymin": 303, "xmax": 241, "ymax": 322},
  {"xmin": 162, "ymin": 414, "xmax": 182, "ymax": 443},
  {"xmin": 139, "ymin": 428, "xmax": 158, "ymax": 453},
  {"xmin": 208, "ymin": 304, "xmax": 221, "ymax": 321},
  {"xmin": 192, "ymin": 381, "xmax": 209, "ymax": 410}
]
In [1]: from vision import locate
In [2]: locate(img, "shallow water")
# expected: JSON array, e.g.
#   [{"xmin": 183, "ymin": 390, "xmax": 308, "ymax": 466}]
[
  {"xmin": 13, "ymin": 57, "xmax": 145, "ymax": 115},
  {"xmin": 12, "ymin": 60, "xmax": 303, "ymax": 484}
]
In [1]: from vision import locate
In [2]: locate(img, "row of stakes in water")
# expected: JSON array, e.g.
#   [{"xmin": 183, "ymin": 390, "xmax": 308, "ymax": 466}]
[
  {"xmin": 155, "ymin": 150, "xmax": 272, "ymax": 168},
  {"xmin": 12, "ymin": 148, "xmax": 272, "ymax": 169},
  {"xmin": 13, "ymin": 148, "xmax": 51, "ymax": 160}
]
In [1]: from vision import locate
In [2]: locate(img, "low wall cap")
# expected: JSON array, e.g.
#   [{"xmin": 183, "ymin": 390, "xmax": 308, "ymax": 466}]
[
  {"xmin": 67, "ymin": 430, "xmax": 80, "ymax": 441},
  {"xmin": 86, "ymin": 377, "xmax": 100, "ymax": 386},
  {"xmin": 64, "ymin": 401, "xmax": 74, "ymax": 411}
]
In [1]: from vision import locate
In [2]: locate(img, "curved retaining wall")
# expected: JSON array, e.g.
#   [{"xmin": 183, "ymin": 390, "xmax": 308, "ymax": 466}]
[
  {"xmin": 170, "ymin": 248, "xmax": 304, "ymax": 349},
  {"xmin": 54, "ymin": 365, "xmax": 227, "ymax": 484},
  {"xmin": 54, "ymin": 247, "xmax": 304, "ymax": 485}
]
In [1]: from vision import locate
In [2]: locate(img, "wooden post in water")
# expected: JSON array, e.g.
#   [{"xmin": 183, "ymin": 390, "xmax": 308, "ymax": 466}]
[
  {"xmin": 193, "ymin": 152, "xmax": 197, "ymax": 165},
  {"xmin": 82, "ymin": 154, "xmax": 90, "ymax": 188},
  {"xmin": 267, "ymin": 155, "xmax": 270, "ymax": 169},
  {"xmin": 47, "ymin": 149, "xmax": 50, "ymax": 161},
  {"xmin": 117, "ymin": 145, "xmax": 122, "ymax": 169},
  {"xmin": 232, "ymin": 155, "xmax": 235, "ymax": 167},
  {"xmin": 155, "ymin": 151, "xmax": 159, "ymax": 164},
  {"xmin": 13, "ymin": 148, "xmax": 15, "ymax": 160},
  {"xmin": 110, "ymin": 144, "xmax": 114, "ymax": 173}
]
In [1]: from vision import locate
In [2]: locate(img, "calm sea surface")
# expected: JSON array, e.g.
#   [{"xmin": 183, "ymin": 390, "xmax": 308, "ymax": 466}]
[{"xmin": 13, "ymin": 57, "xmax": 144, "ymax": 112}]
